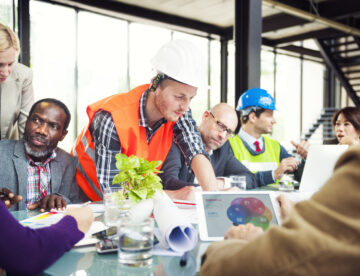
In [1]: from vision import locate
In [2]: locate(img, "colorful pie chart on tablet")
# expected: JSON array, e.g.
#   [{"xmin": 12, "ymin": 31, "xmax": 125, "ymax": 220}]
[{"xmin": 227, "ymin": 197, "xmax": 270, "ymax": 230}]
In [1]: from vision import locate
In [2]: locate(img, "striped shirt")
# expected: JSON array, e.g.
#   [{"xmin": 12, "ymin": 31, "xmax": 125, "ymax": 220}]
[
  {"xmin": 90, "ymin": 89, "xmax": 206, "ymax": 190},
  {"xmin": 26, "ymin": 150, "xmax": 56, "ymax": 205}
]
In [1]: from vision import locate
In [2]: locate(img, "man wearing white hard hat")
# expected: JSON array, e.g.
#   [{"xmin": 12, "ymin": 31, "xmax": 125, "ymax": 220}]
[
  {"xmin": 71, "ymin": 40, "xmax": 220, "ymax": 201},
  {"xmin": 228, "ymin": 88, "xmax": 306, "ymax": 185}
]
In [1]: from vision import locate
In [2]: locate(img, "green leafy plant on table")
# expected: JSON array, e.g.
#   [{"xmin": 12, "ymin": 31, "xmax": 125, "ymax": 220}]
[{"xmin": 112, "ymin": 153, "xmax": 163, "ymax": 203}]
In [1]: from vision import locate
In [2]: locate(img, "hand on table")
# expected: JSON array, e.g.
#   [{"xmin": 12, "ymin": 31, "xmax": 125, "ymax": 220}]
[
  {"xmin": 65, "ymin": 206, "xmax": 94, "ymax": 234},
  {"xmin": 27, "ymin": 194, "xmax": 67, "ymax": 212},
  {"xmin": 216, "ymin": 178, "xmax": 225, "ymax": 189},
  {"xmin": 0, "ymin": 188, "xmax": 22, "ymax": 208},
  {"xmin": 220, "ymin": 186, "xmax": 241, "ymax": 192},
  {"xmin": 276, "ymin": 194, "xmax": 295, "ymax": 220},
  {"xmin": 274, "ymin": 157, "xmax": 298, "ymax": 180},
  {"xmin": 224, "ymin": 223, "xmax": 264, "ymax": 241},
  {"xmin": 165, "ymin": 186, "xmax": 197, "ymax": 202}
]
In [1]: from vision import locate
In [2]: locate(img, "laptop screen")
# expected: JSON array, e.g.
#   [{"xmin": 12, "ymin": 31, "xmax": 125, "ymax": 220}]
[{"xmin": 299, "ymin": 145, "xmax": 348, "ymax": 193}]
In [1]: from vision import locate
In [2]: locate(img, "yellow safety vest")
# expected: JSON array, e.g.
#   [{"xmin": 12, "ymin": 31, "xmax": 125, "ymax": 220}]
[{"xmin": 229, "ymin": 135, "xmax": 280, "ymax": 185}]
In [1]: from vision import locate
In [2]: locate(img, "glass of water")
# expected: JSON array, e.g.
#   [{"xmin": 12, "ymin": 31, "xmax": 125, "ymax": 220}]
[
  {"xmin": 103, "ymin": 187, "xmax": 132, "ymax": 227},
  {"xmin": 278, "ymin": 174, "xmax": 295, "ymax": 192},
  {"xmin": 230, "ymin": 175, "xmax": 247, "ymax": 190},
  {"xmin": 118, "ymin": 217, "xmax": 154, "ymax": 267}
]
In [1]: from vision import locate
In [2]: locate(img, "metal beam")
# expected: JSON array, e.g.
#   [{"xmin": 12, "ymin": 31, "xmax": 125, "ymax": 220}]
[
  {"xmin": 263, "ymin": 13, "xmax": 308, "ymax": 33},
  {"xmin": 269, "ymin": 0, "xmax": 309, "ymax": 11},
  {"xmin": 332, "ymin": 47, "xmax": 360, "ymax": 55},
  {"xmin": 220, "ymin": 38, "xmax": 228, "ymax": 103},
  {"xmin": 17, "ymin": 0, "xmax": 30, "ymax": 66},
  {"xmin": 337, "ymin": 56, "xmax": 360, "ymax": 67},
  {"xmin": 318, "ymin": 0, "xmax": 360, "ymax": 19},
  {"xmin": 234, "ymin": 0, "xmax": 261, "ymax": 107},
  {"xmin": 316, "ymin": 39, "xmax": 360, "ymax": 106},
  {"xmin": 274, "ymin": 0, "xmax": 360, "ymax": 20},
  {"xmin": 278, "ymin": 45, "xmax": 322, "ymax": 58},
  {"xmin": 324, "ymin": 67, "xmax": 336, "ymax": 108},
  {"xmin": 268, "ymin": 28, "xmax": 344, "ymax": 46},
  {"xmin": 344, "ymin": 69, "xmax": 360, "ymax": 74}
]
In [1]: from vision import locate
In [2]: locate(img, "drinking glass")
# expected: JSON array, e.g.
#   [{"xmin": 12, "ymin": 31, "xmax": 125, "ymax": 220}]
[
  {"xmin": 278, "ymin": 174, "xmax": 295, "ymax": 192},
  {"xmin": 103, "ymin": 187, "xmax": 132, "ymax": 227},
  {"xmin": 230, "ymin": 175, "xmax": 247, "ymax": 190},
  {"xmin": 117, "ymin": 217, "xmax": 154, "ymax": 267}
]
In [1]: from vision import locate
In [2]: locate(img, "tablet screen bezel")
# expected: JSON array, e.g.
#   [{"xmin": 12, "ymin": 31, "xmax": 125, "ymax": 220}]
[{"xmin": 196, "ymin": 191, "xmax": 281, "ymax": 241}]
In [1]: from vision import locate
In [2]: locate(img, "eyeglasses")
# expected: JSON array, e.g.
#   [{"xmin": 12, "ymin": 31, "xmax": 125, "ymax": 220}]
[{"xmin": 209, "ymin": 112, "xmax": 235, "ymax": 138}]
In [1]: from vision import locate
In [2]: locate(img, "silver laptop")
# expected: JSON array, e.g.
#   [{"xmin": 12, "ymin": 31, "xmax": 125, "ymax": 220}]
[{"xmin": 299, "ymin": 145, "xmax": 348, "ymax": 193}]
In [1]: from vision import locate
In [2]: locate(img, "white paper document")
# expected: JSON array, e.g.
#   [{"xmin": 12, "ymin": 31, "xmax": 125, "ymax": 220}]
[
  {"xmin": 153, "ymin": 192, "xmax": 198, "ymax": 253},
  {"xmin": 74, "ymin": 221, "xmax": 108, "ymax": 247},
  {"xmin": 67, "ymin": 203, "xmax": 105, "ymax": 213}
]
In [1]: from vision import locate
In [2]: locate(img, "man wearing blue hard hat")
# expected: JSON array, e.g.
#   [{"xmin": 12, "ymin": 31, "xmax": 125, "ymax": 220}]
[{"xmin": 228, "ymin": 88, "xmax": 305, "ymax": 185}]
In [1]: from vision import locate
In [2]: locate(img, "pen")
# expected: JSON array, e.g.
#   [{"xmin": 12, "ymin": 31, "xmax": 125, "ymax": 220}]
[
  {"xmin": 179, "ymin": 251, "xmax": 189, "ymax": 267},
  {"xmin": 82, "ymin": 201, "xmax": 92, "ymax": 206}
]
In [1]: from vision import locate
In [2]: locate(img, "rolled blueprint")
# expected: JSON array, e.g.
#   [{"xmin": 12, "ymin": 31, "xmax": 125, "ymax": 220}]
[{"xmin": 153, "ymin": 192, "xmax": 198, "ymax": 252}]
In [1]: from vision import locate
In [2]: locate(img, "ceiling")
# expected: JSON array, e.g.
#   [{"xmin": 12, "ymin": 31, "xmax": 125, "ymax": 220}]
[
  {"xmin": 51, "ymin": 0, "xmax": 360, "ymax": 53},
  {"xmin": 47, "ymin": 0, "xmax": 360, "ymax": 104}
]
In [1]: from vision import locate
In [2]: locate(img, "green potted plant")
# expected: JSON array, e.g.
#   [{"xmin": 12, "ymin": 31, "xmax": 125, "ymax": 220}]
[{"xmin": 109, "ymin": 153, "xmax": 163, "ymax": 221}]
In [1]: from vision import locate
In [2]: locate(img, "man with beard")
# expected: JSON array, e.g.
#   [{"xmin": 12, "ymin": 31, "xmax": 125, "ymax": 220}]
[
  {"xmin": 0, "ymin": 98, "xmax": 83, "ymax": 211},
  {"xmin": 229, "ymin": 88, "xmax": 306, "ymax": 186},
  {"xmin": 160, "ymin": 103, "xmax": 273, "ymax": 201},
  {"xmin": 72, "ymin": 40, "xmax": 224, "ymax": 201}
]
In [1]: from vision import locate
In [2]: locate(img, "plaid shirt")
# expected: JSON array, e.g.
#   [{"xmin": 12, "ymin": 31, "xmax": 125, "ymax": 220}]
[
  {"xmin": 90, "ymin": 88, "xmax": 206, "ymax": 190},
  {"xmin": 26, "ymin": 150, "xmax": 56, "ymax": 205}
]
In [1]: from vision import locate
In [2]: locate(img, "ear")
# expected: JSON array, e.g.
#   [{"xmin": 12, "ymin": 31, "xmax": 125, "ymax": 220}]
[
  {"xmin": 248, "ymin": 112, "xmax": 257, "ymax": 123},
  {"xmin": 202, "ymin": 110, "xmax": 211, "ymax": 122},
  {"xmin": 59, "ymin": 130, "xmax": 68, "ymax": 142}
]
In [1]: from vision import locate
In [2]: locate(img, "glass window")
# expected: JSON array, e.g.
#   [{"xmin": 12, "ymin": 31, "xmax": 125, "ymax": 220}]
[
  {"xmin": 77, "ymin": 12, "xmax": 128, "ymax": 134},
  {"xmin": 272, "ymin": 54, "xmax": 301, "ymax": 147},
  {"xmin": 227, "ymin": 41, "xmax": 235, "ymax": 107},
  {"xmin": 0, "ymin": 0, "xmax": 14, "ymax": 28},
  {"xmin": 210, "ymin": 39, "xmax": 221, "ymax": 107},
  {"xmin": 261, "ymin": 48, "xmax": 275, "ymax": 96},
  {"xmin": 129, "ymin": 22, "xmax": 171, "ymax": 88},
  {"xmin": 302, "ymin": 60, "xmax": 324, "ymax": 139},
  {"xmin": 30, "ymin": 1, "xmax": 76, "ymax": 151},
  {"xmin": 172, "ymin": 32, "xmax": 209, "ymax": 123}
]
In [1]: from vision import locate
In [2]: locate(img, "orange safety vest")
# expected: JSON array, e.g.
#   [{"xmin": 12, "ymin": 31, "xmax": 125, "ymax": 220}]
[{"xmin": 71, "ymin": 84, "xmax": 175, "ymax": 201}]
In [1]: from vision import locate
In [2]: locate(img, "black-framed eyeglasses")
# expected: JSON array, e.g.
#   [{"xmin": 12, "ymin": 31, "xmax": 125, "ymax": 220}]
[{"xmin": 209, "ymin": 112, "xmax": 235, "ymax": 138}]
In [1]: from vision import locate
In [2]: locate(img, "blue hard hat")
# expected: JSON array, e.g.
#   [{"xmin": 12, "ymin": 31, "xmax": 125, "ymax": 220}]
[{"xmin": 236, "ymin": 88, "xmax": 276, "ymax": 112}]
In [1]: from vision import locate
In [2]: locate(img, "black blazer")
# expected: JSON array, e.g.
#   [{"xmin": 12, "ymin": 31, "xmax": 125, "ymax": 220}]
[{"xmin": 159, "ymin": 141, "xmax": 259, "ymax": 190}]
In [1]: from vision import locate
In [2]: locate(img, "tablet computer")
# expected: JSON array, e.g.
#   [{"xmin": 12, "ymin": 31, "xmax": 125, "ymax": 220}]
[{"xmin": 196, "ymin": 191, "xmax": 281, "ymax": 241}]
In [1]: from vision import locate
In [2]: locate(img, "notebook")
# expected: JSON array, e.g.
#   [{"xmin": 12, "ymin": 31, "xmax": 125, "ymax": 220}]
[{"xmin": 299, "ymin": 144, "xmax": 348, "ymax": 193}]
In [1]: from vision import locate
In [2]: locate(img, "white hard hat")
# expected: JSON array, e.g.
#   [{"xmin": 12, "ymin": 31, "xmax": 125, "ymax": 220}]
[{"xmin": 150, "ymin": 39, "xmax": 205, "ymax": 88}]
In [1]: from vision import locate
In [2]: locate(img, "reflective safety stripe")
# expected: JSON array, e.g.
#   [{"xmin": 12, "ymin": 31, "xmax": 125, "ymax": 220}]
[
  {"xmin": 241, "ymin": 160, "xmax": 278, "ymax": 172},
  {"xmin": 75, "ymin": 153, "xmax": 103, "ymax": 200},
  {"xmin": 71, "ymin": 127, "xmax": 102, "ymax": 201},
  {"xmin": 229, "ymin": 135, "xmax": 281, "ymax": 185},
  {"xmin": 81, "ymin": 134, "xmax": 95, "ymax": 161}
]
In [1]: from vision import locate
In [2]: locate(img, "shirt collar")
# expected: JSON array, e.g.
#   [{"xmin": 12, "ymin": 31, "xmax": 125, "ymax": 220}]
[
  {"xmin": 139, "ymin": 88, "xmax": 167, "ymax": 129},
  {"xmin": 28, "ymin": 150, "xmax": 57, "ymax": 167},
  {"xmin": 239, "ymin": 128, "xmax": 263, "ymax": 146}
]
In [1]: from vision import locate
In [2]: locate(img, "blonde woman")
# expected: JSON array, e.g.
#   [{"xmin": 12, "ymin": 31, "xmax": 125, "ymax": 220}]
[{"xmin": 0, "ymin": 23, "xmax": 33, "ymax": 140}]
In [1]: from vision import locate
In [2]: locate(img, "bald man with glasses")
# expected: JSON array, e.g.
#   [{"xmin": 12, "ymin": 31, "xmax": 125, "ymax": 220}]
[{"xmin": 160, "ymin": 103, "xmax": 270, "ymax": 202}]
